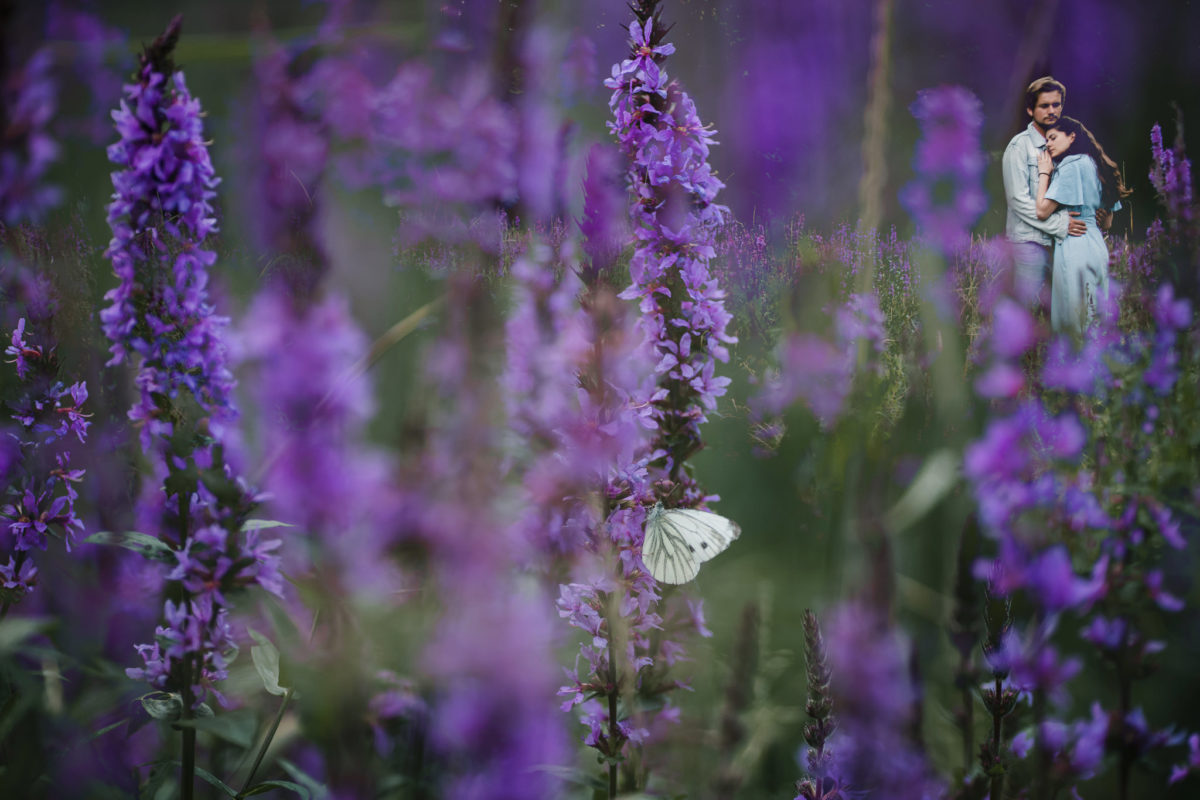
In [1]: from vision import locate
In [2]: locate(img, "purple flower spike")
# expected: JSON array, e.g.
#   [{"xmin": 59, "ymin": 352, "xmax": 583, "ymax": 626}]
[
  {"xmin": 901, "ymin": 86, "xmax": 987, "ymax": 255},
  {"xmin": 101, "ymin": 36, "xmax": 235, "ymax": 441},
  {"xmin": 0, "ymin": 48, "xmax": 62, "ymax": 224},
  {"xmin": 101, "ymin": 18, "xmax": 281, "ymax": 710}
]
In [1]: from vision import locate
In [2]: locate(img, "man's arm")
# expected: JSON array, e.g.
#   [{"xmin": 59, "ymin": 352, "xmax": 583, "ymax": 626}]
[{"xmin": 1002, "ymin": 139, "xmax": 1072, "ymax": 238}]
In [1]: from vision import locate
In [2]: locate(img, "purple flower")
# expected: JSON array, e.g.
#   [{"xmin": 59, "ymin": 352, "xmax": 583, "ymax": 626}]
[
  {"xmin": 6, "ymin": 318, "xmax": 43, "ymax": 379},
  {"xmin": 578, "ymin": 143, "xmax": 630, "ymax": 281},
  {"xmin": 812, "ymin": 603, "xmax": 945, "ymax": 799},
  {"xmin": 1, "ymin": 308, "xmax": 90, "ymax": 606},
  {"xmin": 989, "ymin": 627, "xmax": 1081, "ymax": 705},
  {"xmin": 326, "ymin": 58, "xmax": 518, "ymax": 236},
  {"xmin": 1170, "ymin": 733, "xmax": 1200, "ymax": 785},
  {"xmin": 901, "ymin": 86, "xmax": 987, "ymax": 254},
  {"xmin": 101, "ymin": 51, "xmax": 235, "ymax": 444},
  {"xmin": 757, "ymin": 293, "xmax": 885, "ymax": 429},
  {"xmin": 102, "ymin": 20, "xmax": 281, "ymax": 710},
  {"xmin": 1149, "ymin": 122, "xmax": 1194, "ymax": 228},
  {"xmin": 0, "ymin": 48, "xmax": 61, "ymax": 223},
  {"xmin": 246, "ymin": 39, "xmax": 330, "ymax": 267},
  {"xmin": 990, "ymin": 298, "xmax": 1038, "ymax": 359},
  {"xmin": 126, "ymin": 596, "xmax": 239, "ymax": 708}
]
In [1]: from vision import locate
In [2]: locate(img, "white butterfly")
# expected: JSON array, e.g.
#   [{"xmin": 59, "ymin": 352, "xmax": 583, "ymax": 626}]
[{"xmin": 641, "ymin": 503, "xmax": 740, "ymax": 585}]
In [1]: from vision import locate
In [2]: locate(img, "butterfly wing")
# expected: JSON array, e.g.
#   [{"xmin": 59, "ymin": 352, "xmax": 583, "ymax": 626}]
[
  {"xmin": 662, "ymin": 509, "xmax": 740, "ymax": 564},
  {"xmin": 642, "ymin": 506, "xmax": 740, "ymax": 585}
]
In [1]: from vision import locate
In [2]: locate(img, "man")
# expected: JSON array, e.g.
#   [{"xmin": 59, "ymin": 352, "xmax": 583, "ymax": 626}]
[{"xmin": 1003, "ymin": 77, "xmax": 1106, "ymax": 303}]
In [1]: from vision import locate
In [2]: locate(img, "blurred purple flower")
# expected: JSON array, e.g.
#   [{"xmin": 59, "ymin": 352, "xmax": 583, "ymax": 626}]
[
  {"xmin": 989, "ymin": 626, "xmax": 1081, "ymax": 705},
  {"xmin": 46, "ymin": 2, "xmax": 130, "ymax": 144},
  {"xmin": 326, "ymin": 59, "xmax": 518, "ymax": 243},
  {"xmin": 0, "ymin": 48, "xmax": 61, "ymax": 223},
  {"xmin": 901, "ymin": 86, "xmax": 987, "ymax": 255},
  {"xmin": 757, "ymin": 293, "xmax": 885, "ymax": 429},
  {"xmin": 578, "ymin": 143, "xmax": 629, "ymax": 281},
  {"xmin": 1150, "ymin": 123, "xmax": 1194, "ymax": 229},
  {"xmin": 813, "ymin": 602, "xmax": 945, "ymax": 799},
  {"xmin": 989, "ymin": 298, "xmax": 1038, "ymax": 359},
  {"xmin": 246, "ymin": 40, "xmax": 330, "ymax": 269},
  {"xmin": 1170, "ymin": 733, "xmax": 1200, "ymax": 785}
]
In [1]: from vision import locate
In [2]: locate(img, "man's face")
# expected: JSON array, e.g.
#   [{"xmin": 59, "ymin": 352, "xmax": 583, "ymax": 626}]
[{"xmin": 1028, "ymin": 90, "xmax": 1063, "ymax": 132}]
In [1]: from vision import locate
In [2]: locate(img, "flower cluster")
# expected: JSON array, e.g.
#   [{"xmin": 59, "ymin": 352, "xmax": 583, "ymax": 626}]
[
  {"xmin": 1149, "ymin": 122, "xmax": 1194, "ymax": 231},
  {"xmin": 757, "ymin": 292, "xmax": 887, "ymax": 430},
  {"xmin": 504, "ymin": 247, "xmax": 653, "ymax": 563},
  {"xmin": 126, "ymin": 596, "xmax": 238, "ymax": 706},
  {"xmin": 900, "ymin": 86, "xmax": 987, "ymax": 254},
  {"xmin": 578, "ymin": 143, "xmax": 629, "ymax": 283},
  {"xmin": 323, "ymin": 57, "xmax": 517, "ymax": 244},
  {"xmin": 1, "ymin": 306, "xmax": 88, "ymax": 606},
  {"xmin": 964, "ymin": 264, "xmax": 1196, "ymax": 794},
  {"xmin": 102, "ymin": 20, "xmax": 282, "ymax": 709},
  {"xmin": 100, "ymin": 39, "xmax": 234, "ymax": 447},
  {"xmin": 795, "ymin": 604, "xmax": 943, "ymax": 800},
  {"xmin": 0, "ymin": 48, "xmax": 61, "ymax": 224},
  {"xmin": 247, "ymin": 40, "xmax": 329, "ymax": 277},
  {"xmin": 240, "ymin": 286, "xmax": 399, "ymax": 592},
  {"xmin": 406, "ymin": 275, "xmax": 571, "ymax": 797},
  {"xmin": 604, "ymin": 3, "xmax": 735, "ymax": 494},
  {"xmin": 550, "ymin": 4, "xmax": 737, "ymax": 783}
]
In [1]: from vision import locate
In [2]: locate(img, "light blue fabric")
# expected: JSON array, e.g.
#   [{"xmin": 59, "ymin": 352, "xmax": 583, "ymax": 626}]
[
  {"xmin": 1012, "ymin": 241, "xmax": 1052, "ymax": 303},
  {"xmin": 1045, "ymin": 154, "xmax": 1112, "ymax": 334},
  {"xmin": 1003, "ymin": 123, "xmax": 1070, "ymax": 247}
]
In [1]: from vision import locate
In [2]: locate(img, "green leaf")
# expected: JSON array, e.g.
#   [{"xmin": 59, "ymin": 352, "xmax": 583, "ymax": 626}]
[
  {"xmin": 172, "ymin": 712, "xmax": 251, "ymax": 747},
  {"xmin": 85, "ymin": 718, "xmax": 130, "ymax": 744},
  {"xmin": 530, "ymin": 764, "xmax": 606, "ymax": 790},
  {"xmin": 241, "ymin": 780, "xmax": 312, "ymax": 798},
  {"xmin": 140, "ymin": 692, "xmax": 183, "ymax": 721},
  {"xmin": 882, "ymin": 448, "xmax": 959, "ymax": 534},
  {"xmin": 0, "ymin": 616, "xmax": 54, "ymax": 654},
  {"xmin": 84, "ymin": 530, "xmax": 175, "ymax": 561},
  {"xmin": 192, "ymin": 765, "xmax": 239, "ymax": 798},
  {"xmin": 276, "ymin": 758, "xmax": 329, "ymax": 800},
  {"xmin": 248, "ymin": 629, "xmax": 287, "ymax": 696},
  {"xmin": 242, "ymin": 519, "xmax": 294, "ymax": 531}
]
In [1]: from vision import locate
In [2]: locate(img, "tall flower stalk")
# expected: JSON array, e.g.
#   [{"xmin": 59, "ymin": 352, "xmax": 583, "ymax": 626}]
[
  {"xmin": 558, "ymin": 1, "xmax": 737, "ymax": 792},
  {"xmin": 100, "ymin": 18, "xmax": 281, "ymax": 798},
  {"xmin": 606, "ymin": 1, "xmax": 734, "ymax": 497}
]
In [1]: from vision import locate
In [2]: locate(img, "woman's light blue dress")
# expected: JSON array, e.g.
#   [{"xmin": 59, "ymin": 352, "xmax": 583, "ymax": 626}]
[{"xmin": 1046, "ymin": 154, "xmax": 1118, "ymax": 334}]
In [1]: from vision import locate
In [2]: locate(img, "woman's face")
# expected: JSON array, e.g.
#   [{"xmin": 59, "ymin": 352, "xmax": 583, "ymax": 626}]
[{"xmin": 1045, "ymin": 128, "xmax": 1076, "ymax": 158}]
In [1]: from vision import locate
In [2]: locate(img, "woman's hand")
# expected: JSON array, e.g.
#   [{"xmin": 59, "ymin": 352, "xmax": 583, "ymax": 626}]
[{"xmin": 1037, "ymin": 148, "xmax": 1053, "ymax": 178}]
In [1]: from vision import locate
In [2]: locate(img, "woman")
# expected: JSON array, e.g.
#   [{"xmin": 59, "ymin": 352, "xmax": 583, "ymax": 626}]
[{"xmin": 1035, "ymin": 116, "xmax": 1130, "ymax": 334}]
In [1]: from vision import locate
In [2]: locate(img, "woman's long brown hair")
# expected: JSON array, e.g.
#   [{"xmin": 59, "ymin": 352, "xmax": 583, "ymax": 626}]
[{"xmin": 1048, "ymin": 115, "xmax": 1132, "ymax": 210}]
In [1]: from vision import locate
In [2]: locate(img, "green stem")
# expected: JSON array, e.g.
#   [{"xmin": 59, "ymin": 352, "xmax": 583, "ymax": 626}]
[
  {"xmin": 240, "ymin": 688, "xmax": 294, "ymax": 795},
  {"xmin": 1032, "ymin": 688, "xmax": 1049, "ymax": 800},
  {"xmin": 960, "ymin": 664, "xmax": 974, "ymax": 771},
  {"xmin": 1118, "ymin": 664, "xmax": 1132, "ymax": 800},
  {"xmin": 607, "ymin": 625, "xmax": 619, "ymax": 800},
  {"xmin": 178, "ymin": 493, "xmax": 195, "ymax": 800},
  {"xmin": 181, "ymin": 654, "xmax": 195, "ymax": 800},
  {"xmin": 989, "ymin": 676, "xmax": 1004, "ymax": 800}
]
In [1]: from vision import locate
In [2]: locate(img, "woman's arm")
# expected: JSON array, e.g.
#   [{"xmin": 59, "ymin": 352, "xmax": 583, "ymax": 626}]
[{"xmin": 1035, "ymin": 149, "xmax": 1058, "ymax": 220}]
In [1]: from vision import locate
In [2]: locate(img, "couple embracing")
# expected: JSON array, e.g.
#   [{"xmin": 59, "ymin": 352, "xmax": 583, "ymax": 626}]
[{"xmin": 1003, "ymin": 76, "xmax": 1131, "ymax": 334}]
